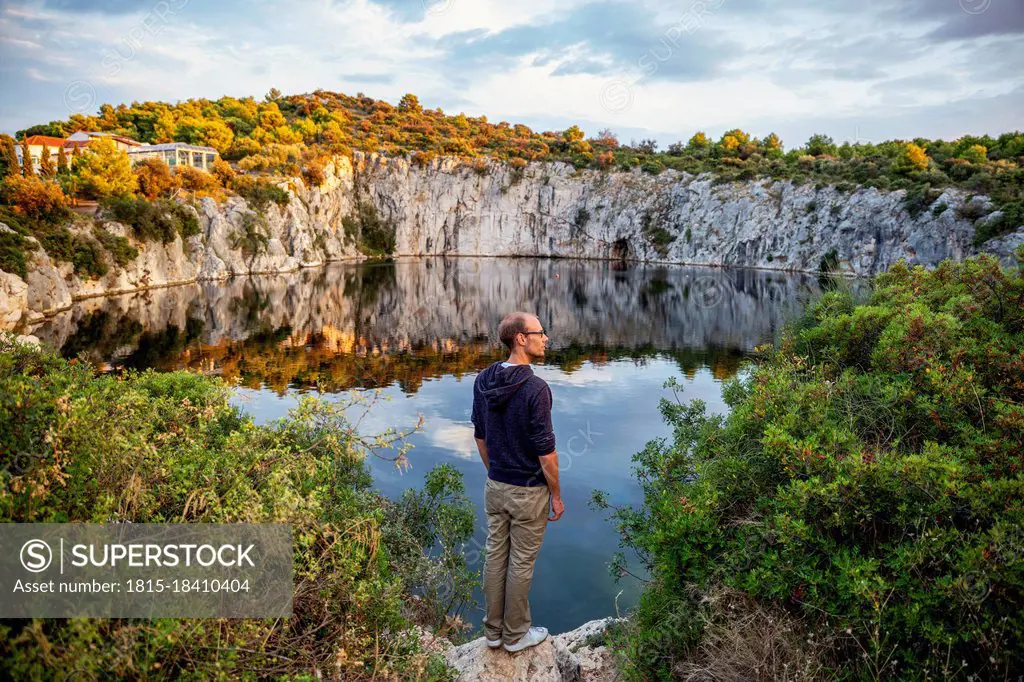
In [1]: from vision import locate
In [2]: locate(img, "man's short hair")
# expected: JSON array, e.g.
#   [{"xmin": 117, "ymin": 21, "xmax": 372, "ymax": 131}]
[{"xmin": 498, "ymin": 312, "xmax": 533, "ymax": 350}]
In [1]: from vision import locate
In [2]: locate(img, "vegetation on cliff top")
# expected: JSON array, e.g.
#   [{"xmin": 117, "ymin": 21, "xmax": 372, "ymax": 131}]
[
  {"xmin": 9, "ymin": 88, "xmax": 1024, "ymax": 244},
  {"xmin": 596, "ymin": 252, "xmax": 1024, "ymax": 680},
  {"xmin": 0, "ymin": 336, "xmax": 476, "ymax": 680}
]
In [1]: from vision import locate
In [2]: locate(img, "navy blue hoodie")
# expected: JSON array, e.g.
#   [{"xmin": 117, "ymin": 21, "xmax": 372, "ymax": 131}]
[{"xmin": 471, "ymin": 361, "xmax": 555, "ymax": 487}]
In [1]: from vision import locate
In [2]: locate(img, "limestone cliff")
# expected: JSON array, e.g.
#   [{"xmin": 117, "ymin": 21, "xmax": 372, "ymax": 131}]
[{"xmin": 1, "ymin": 152, "xmax": 1021, "ymax": 329}]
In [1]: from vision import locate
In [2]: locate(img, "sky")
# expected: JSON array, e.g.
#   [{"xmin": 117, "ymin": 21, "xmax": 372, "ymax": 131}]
[{"xmin": 1, "ymin": 0, "xmax": 1022, "ymax": 147}]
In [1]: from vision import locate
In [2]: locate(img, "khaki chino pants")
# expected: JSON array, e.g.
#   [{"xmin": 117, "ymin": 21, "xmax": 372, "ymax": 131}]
[{"xmin": 482, "ymin": 478, "xmax": 550, "ymax": 644}]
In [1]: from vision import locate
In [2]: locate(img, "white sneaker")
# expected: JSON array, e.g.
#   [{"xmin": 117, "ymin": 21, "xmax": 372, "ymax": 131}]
[
  {"xmin": 486, "ymin": 637, "xmax": 502, "ymax": 649},
  {"xmin": 503, "ymin": 626, "xmax": 548, "ymax": 653}
]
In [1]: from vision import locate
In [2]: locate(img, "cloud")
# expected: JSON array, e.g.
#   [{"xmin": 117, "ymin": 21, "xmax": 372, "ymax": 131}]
[
  {"xmin": 341, "ymin": 73, "xmax": 396, "ymax": 85},
  {"xmin": 0, "ymin": 0, "xmax": 1020, "ymax": 145},
  {"xmin": 438, "ymin": 1, "xmax": 737, "ymax": 84},
  {"xmin": 426, "ymin": 418, "xmax": 477, "ymax": 459}
]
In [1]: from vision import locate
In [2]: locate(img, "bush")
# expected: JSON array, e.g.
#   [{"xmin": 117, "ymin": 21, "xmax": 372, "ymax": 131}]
[
  {"xmin": 1, "ymin": 174, "xmax": 69, "ymax": 223},
  {"xmin": 133, "ymin": 157, "xmax": 177, "ymax": 199},
  {"xmin": 71, "ymin": 234, "xmax": 107, "ymax": 279},
  {"xmin": 0, "ymin": 229, "xmax": 27, "ymax": 279},
  {"xmin": 303, "ymin": 157, "xmax": 327, "ymax": 186},
  {"xmin": 36, "ymin": 227, "xmax": 107, "ymax": 278},
  {"xmin": 176, "ymin": 165, "xmax": 220, "ymax": 193},
  {"xmin": 38, "ymin": 226, "xmax": 75, "ymax": 263},
  {"xmin": 343, "ymin": 201, "xmax": 395, "ymax": 258},
  {"xmin": 210, "ymin": 157, "xmax": 236, "ymax": 187},
  {"xmin": 0, "ymin": 339, "xmax": 465, "ymax": 680},
  {"xmin": 93, "ymin": 226, "xmax": 139, "ymax": 267},
  {"xmin": 101, "ymin": 197, "xmax": 200, "ymax": 244},
  {"xmin": 597, "ymin": 254, "xmax": 1024, "ymax": 680},
  {"xmin": 231, "ymin": 175, "xmax": 290, "ymax": 213}
]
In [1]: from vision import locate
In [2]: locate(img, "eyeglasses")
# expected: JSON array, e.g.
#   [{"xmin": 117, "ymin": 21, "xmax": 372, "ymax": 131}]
[{"xmin": 522, "ymin": 328, "xmax": 546, "ymax": 336}]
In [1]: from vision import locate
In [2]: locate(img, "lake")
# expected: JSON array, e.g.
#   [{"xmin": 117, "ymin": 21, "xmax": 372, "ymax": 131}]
[{"xmin": 32, "ymin": 257, "xmax": 858, "ymax": 636}]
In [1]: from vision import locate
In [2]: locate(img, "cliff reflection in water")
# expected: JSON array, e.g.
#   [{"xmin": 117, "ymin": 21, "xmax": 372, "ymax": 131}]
[{"xmin": 32, "ymin": 257, "xmax": 859, "ymax": 393}]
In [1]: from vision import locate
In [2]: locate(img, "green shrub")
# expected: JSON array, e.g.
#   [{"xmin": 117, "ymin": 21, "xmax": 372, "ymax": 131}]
[
  {"xmin": 903, "ymin": 184, "xmax": 943, "ymax": 218},
  {"xmin": 232, "ymin": 175, "xmax": 291, "ymax": 213},
  {"xmin": 641, "ymin": 160, "xmax": 665, "ymax": 175},
  {"xmin": 100, "ymin": 197, "xmax": 200, "ymax": 244},
  {"xmin": 71, "ymin": 234, "xmax": 107, "ymax": 279},
  {"xmin": 818, "ymin": 248, "xmax": 839, "ymax": 274},
  {"xmin": 93, "ymin": 226, "xmax": 139, "ymax": 267},
  {"xmin": 343, "ymin": 201, "xmax": 395, "ymax": 259},
  {"xmin": 0, "ymin": 338, "xmax": 463, "ymax": 680},
  {"xmin": 0, "ymin": 229, "xmax": 27, "ymax": 279},
  {"xmin": 597, "ymin": 254, "xmax": 1024, "ymax": 681},
  {"xmin": 38, "ymin": 226, "xmax": 75, "ymax": 263}
]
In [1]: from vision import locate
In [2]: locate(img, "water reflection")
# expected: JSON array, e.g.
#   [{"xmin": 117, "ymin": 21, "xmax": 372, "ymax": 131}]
[{"xmin": 35, "ymin": 257, "xmax": 857, "ymax": 392}]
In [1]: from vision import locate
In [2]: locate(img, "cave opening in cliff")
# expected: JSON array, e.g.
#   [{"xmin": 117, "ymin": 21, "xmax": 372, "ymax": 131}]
[{"xmin": 611, "ymin": 238, "xmax": 630, "ymax": 261}]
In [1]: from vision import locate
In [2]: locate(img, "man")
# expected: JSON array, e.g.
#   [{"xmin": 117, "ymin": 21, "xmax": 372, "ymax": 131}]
[{"xmin": 471, "ymin": 311, "xmax": 564, "ymax": 653}]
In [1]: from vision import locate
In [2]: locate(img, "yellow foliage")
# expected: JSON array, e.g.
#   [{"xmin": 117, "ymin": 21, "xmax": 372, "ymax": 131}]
[
  {"xmin": 74, "ymin": 137, "xmax": 138, "ymax": 199},
  {"xmin": 903, "ymin": 143, "xmax": 930, "ymax": 172}
]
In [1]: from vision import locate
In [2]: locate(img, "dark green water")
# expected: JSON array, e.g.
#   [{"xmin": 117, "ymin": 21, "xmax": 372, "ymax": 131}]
[{"xmin": 37, "ymin": 257, "xmax": 852, "ymax": 635}]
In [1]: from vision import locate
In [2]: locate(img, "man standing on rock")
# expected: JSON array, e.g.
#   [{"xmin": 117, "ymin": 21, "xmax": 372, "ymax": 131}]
[{"xmin": 472, "ymin": 311, "xmax": 564, "ymax": 653}]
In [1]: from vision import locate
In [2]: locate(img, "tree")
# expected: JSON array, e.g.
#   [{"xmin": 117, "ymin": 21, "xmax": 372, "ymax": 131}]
[
  {"xmin": 2, "ymin": 174, "xmax": 69, "ymax": 222},
  {"xmin": 197, "ymin": 120, "xmax": 234, "ymax": 153},
  {"xmin": 265, "ymin": 87, "xmax": 281, "ymax": 102},
  {"xmin": 134, "ymin": 158, "xmax": 177, "ymax": 199},
  {"xmin": 894, "ymin": 142, "xmax": 930, "ymax": 175},
  {"xmin": 688, "ymin": 132, "xmax": 710, "ymax": 151},
  {"xmin": 764, "ymin": 132, "xmax": 783, "ymax": 151},
  {"xmin": 593, "ymin": 128, "xmax": 619, "ymax": 148},
  {"xmin": 75, "ymin": 137, "xmax": 138, "ymax": 199},
  {"xmin": 0, "ymin": 135, "xmax": 18, "ymax": 180},
  {"xmin": 805, "ymin": 133, "xmax": 837, "ymax": 157},
  {"xmin": 562, "ymin": 125, "xmax": 585, "ymax": 143},
  {"xmin": 720, "ymin": 129, "xmax": 751, "ymax": 152},
  {"xmin": 636, "ymin": 138, "xmax": 658, "ymax": 154},
  {"xmin": 20, "ymin": 138, "xmax": 34, "ymax": 177},
  {"xmin": 398, "ymin": 94, "xmax": 422, "ymax": 113},
  {"xmin": 39, "ymin": 146, "xmax": 55, "ymax": 178},
  {"xmin": 57, "ymin": 146, "xmax": 69, "ymax": 175},
  {"xmin": 960, "ymin": 144, "xmax": 988, "ymax": 165},
  {"xmin": 153, "ymin": 110, "xmax": 177, "ymax": 143}
]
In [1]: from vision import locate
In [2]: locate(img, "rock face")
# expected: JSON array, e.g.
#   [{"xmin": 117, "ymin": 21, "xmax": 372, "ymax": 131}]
[
  {"xmin": 0, "ymin": 152, "xmax": 1021, "ymax": 330},
  {"xmin": 355, "ymin": 153, "xmax": 1021, "ymax": 275},
  {"xmin": 443, "ymin": 618, "xmax": 624, "ymax": 682}
]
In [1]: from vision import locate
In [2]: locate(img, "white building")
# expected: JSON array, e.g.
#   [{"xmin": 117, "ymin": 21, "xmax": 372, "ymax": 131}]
[{"xmin": 127, "ymin": 142, "xmax": 219, "ymax": 171}]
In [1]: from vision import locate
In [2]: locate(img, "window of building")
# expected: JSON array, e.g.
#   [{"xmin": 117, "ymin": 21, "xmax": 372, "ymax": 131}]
[
  {"xmin": 192, "ymin": 152, "xmax": 203, "ymax": 167},
  {"xmin": 165, "ymin": 151, "xmax": 176, "ymax": 166},
  {"xmin": 206, "ymin": 153, "xmax": 216, "ymax": 166}
]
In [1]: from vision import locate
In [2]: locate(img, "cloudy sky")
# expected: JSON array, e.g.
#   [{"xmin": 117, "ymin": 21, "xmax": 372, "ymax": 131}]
[{"xmin": 1, "ymin": 0, "xmax": 1022, "ymax": 147}]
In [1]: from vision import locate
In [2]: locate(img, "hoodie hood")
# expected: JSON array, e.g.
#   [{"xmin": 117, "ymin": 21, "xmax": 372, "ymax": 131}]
[{"xmin": 478, "ymin": 362, "xmax": 534, "ymax": 411}]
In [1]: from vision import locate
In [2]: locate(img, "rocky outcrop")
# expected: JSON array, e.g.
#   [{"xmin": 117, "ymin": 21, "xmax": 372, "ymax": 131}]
[
  {"xmin": 442, "ymin": 618, "xmax": 623, "ymax": 682},
  {"xmin": 1, "ymin": 153, "xmax": 1020, "ymax": 330},
  {"xmin": 355, "ymin": 153, "xmax": 1022, "ymax": 275}
]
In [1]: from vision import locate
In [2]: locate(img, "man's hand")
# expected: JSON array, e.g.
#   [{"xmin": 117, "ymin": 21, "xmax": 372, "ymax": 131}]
[{"xmin": 549, "ymin": 495, "xmax": 564, "ymax": 522}]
